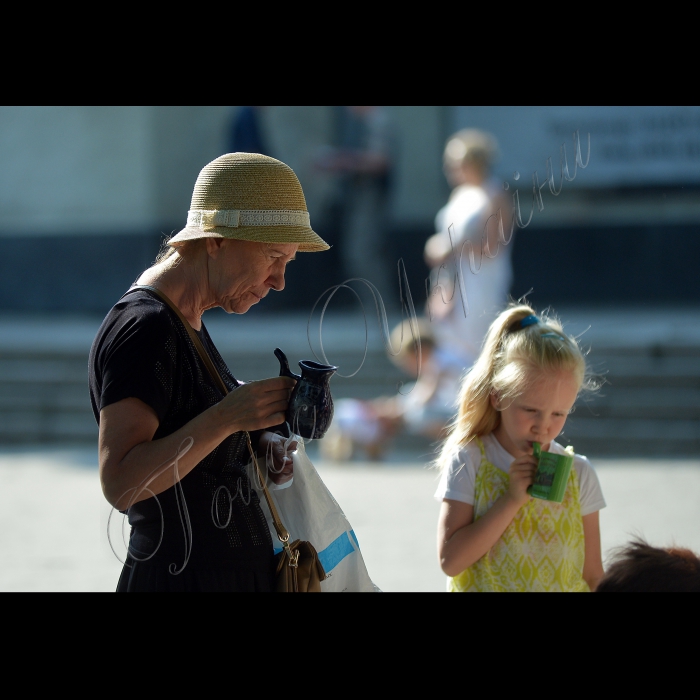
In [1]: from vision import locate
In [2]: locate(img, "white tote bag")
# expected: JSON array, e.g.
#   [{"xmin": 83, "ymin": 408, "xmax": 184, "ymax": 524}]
[{"xmin": 251, "ymin": 439, "xmax": 380, "ymax": 592}]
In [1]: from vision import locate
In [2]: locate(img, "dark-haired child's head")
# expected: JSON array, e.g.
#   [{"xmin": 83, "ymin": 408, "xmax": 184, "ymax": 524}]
[{"xmin": 596, "ymin": 538, "xmax": 700, "ymax": 592}]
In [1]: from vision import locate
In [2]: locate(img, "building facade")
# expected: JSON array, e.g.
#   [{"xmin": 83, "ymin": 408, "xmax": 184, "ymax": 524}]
[{"xmin": 1, "ymin": 106, "xmax": 698, "ymax": 317}]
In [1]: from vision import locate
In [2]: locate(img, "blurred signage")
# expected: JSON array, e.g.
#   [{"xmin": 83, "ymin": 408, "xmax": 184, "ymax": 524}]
[{"xmin": 453, "ymin": 106, "xmax": 700, "ymax": 188}]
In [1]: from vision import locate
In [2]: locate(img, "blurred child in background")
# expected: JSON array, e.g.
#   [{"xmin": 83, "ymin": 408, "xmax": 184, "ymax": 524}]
[{"xmin": 321, "ymin": 318, "xmax": 460, "ymax": 461}]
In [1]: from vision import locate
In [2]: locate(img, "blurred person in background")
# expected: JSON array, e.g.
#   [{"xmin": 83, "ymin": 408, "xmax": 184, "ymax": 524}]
[
  {"xmin": 314, "ymin": 106, "xmax": 398, "ymax": 313},
  {"xmin": 89, "ymin": 153, "xmax": 329, "ymax": 592},
  {"xmin": 321, "ymin": 317, "xmax": 459, "ymax": 461},
  {"xmin": 228, "ymin": 106, "xmax": 272, "ymax": 156},
  {"xmin": 425, "ymin": 129, "xmax": 514, "ymax": 375}
]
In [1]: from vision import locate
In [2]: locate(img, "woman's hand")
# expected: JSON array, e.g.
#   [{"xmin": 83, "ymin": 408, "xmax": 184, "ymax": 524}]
[
  {"xmin": 258, "ymin": 431, "xmax": 297, "ymax": 485},
  {"xmin": 507, "ymin": 454, "xmax": 537, "ymax": 507},
  {"xmin": 215, "ymin": 377, "xmax": 296, "ymax": 434}
]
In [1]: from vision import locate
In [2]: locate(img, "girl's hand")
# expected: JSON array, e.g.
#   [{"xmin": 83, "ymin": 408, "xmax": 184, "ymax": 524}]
[
  {"xmin": 507, "ymin": 454, "xmax": 537, "ymax": 507},
  {"xmin": 258, "ymin": 431, "xmax": 297, "ymax": 485}
]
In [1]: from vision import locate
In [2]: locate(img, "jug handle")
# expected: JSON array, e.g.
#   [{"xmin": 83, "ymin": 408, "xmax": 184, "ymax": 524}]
[{"xmin": 274, "ymin": 348, "xmax": 301, "ymax": 381}]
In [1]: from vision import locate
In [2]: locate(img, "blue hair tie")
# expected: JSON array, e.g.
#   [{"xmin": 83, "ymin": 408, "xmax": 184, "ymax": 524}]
[
  {"xmin": 519, "ymin": 315, "xmax": 539, "ymax": 328},
  {"xmin": 541, "ymin": 332, "xmax": 560, "ymax": 339}
]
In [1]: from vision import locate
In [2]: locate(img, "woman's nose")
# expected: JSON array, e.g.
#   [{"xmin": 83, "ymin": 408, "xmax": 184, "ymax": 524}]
[{"xmin": 268, "ymin": 269, "xmax": 286, "ymax": 292}]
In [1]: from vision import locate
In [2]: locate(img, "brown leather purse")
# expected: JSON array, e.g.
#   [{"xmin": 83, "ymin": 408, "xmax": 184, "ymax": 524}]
[
  {"xmin": 132, "ymin": 285, "xmax": 327, "ymax": 592},
  {"xmin": 242, "ymin": 434, "xmax": 326, "ymax": 592}
]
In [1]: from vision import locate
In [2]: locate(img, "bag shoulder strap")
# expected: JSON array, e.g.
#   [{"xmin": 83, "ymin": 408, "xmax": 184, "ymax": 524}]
[
  {"xmin": 127, "ymin": 285, "xmax": 228, "ymax": 395},
  {"xmin": 129, "ymin": 284, "xmax": 291, "ymax": 545}
]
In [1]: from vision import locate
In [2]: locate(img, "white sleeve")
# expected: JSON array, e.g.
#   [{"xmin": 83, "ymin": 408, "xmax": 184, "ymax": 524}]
[
  {"xmin": 574, "ymin": 455, "xmax": 607, "ymax": 516},
  {"xmin": 433, "ymin": 444, "xmax": 480, "ymax": 505}
]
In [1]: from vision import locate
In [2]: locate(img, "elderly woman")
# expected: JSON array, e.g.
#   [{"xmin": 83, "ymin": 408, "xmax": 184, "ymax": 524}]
[{"xmin": 89, "ymin": 153, "xmax": 329, "ymax": 592}]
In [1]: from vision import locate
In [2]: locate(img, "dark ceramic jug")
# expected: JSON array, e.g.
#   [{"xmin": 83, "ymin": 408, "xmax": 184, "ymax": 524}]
[{"xmin": 275, "ymin": 348, "xmax": 337, "ymax": 439}]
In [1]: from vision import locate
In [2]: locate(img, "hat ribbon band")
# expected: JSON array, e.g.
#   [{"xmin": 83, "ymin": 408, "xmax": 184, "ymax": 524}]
[{"xmin": 187, "ymin": 209, "xmax": 310, "ymax": 230}]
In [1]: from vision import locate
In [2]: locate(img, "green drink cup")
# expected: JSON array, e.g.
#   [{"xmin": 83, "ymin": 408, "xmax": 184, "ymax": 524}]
[{"xmin": 527, "ymin": 442, "xmax": 575, "ymax": 503}]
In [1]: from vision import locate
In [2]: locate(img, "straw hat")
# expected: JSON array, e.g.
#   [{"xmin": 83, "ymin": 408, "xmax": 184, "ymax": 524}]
[{"xmin": 167, "ymin": 152, "xmax": 329, "ymax": 252}]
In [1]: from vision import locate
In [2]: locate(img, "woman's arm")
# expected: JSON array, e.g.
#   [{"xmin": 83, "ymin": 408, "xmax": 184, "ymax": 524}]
[
  {"xmin": 424, "ymin": 230, "xmax": 453, "ymax": 269},
  {"xmin": 437, "ymin": 454, "xmax": 537, "ymax": 576},
  {"xmin": 582, "ymin": 511, "xmax": 604, "ymax": 591},
  {"xmin": 99, "ymin": 377, "xmax": 295, "ymax": 511}
]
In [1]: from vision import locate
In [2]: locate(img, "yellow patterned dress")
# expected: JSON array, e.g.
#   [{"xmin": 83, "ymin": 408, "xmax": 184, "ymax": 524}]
[{"xmin": 449, "ymin": 438, "xmax": 589, "ymax": 592}]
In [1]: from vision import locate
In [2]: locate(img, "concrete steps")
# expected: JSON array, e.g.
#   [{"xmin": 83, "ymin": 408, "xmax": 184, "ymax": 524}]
[
  {"xmin": 561, "ymin": 345, "xmax": 700, "ymax": 457},
  {"xmin": 0, "ymin": 349, "xmax": 96, "ymax": 443},
  {"xmin": 0, "ymin": 309, "xmax": 699, "ymax": 457}
]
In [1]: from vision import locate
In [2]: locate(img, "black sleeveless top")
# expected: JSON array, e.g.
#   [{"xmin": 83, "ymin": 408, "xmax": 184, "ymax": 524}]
[{"xmin": 89, "ymin": 289, "xmax": 274, "ymax": 591}]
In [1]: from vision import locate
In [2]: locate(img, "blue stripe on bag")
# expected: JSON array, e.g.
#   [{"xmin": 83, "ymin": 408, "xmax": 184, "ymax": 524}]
[
  {"xmin": 273, "ymin": 531, "xmax": 359, "ymax": 572},
  {"xmin": 318, "ymin": 531, "xmax": 356, "ymax": 573}
]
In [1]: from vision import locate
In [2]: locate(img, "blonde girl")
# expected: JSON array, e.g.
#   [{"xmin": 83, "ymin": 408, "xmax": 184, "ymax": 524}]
[{"xmin": 434, "ymin": 303, "xmax": 606, "ymax": 592}]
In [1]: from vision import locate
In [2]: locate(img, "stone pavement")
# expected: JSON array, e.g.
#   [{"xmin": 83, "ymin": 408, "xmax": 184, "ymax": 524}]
[{"xmin": 1, "ymin": 443, "xmax": 699, "ymax": 593}]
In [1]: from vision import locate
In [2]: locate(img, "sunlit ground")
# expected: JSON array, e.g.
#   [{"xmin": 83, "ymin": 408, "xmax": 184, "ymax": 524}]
[{"xmin": 1, "ymin": 444, "xmax": 699, "ymax": 592}]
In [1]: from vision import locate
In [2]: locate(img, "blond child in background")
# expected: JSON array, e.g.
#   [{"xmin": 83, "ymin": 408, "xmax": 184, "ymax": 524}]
[
  {"xmin": 434, "ymin": 303, "xmax": 606, "ymax": 591},
  {"xmin": 322, "ymin": 318, "xmax": 460, "ymax": 461}
]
